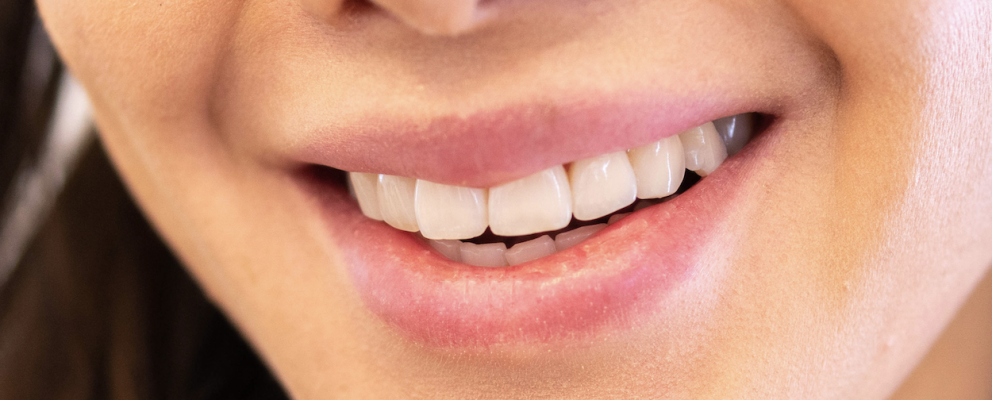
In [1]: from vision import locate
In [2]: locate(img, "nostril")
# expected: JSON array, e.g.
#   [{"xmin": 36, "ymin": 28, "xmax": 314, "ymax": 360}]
[
  {"xmin": 312, "ymin": 0, "xmax": 491, "ymax": 36},
  {"xmin": 313, "ymin": 0, "xmax": 487, "ymax": 36},
  {"xmin": 300, "ymin": 0, "xmax": 348, "ymax": 22},
  {"xmin": 304, "ymin": 0, "xmax": 488, "ymax": 35},
  {"xmin": 368, "ymin": 0, "xmax": 485, "ymax": 36},
  {"xmin": 339, "ymin": 0, "xmax": 378, "ymax": 14}
]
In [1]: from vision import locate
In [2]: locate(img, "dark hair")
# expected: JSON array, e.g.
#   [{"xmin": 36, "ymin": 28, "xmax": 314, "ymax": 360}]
[{"xmin": 0, "ymin": 3, "xmax": 289, "ymax": 399}]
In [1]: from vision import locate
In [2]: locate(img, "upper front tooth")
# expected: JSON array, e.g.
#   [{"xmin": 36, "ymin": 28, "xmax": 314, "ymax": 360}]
[
  {"xmin": 568, "ymin": 151, "xmax": 638, "ymax": 221},
  {"xmin": 628, "ymin": 135, "xmax": 686, "ymax": 199},
  {"xmin": 712, "ymin": 113, "xmax": 755, "ymax": 156},
  {"xmin": 414, "ymin": 180, "xmax": 489, "ymax": 240},
  {"xmin": 488, "ymin": 166, "xmax": 572, "ymax": 236},
  {"xmin": 377, "ymin": 174, "xmax": 420, "ymax": 232},
  {"xmin": 678, "ymin": 121, "xmax": 728, "ymax": 176},
  {"xmin": 349, "ymin": 172, "xmax": 383, "ymax": 221}
]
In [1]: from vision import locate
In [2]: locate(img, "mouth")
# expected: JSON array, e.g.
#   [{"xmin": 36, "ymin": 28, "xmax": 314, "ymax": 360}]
[
  {"xmin": 297, "ymin": 101, "xmax": 775, "ymax": 348},
  {"xmin": 350, "ymin": 114, "xmax": 757, "ymax": 264}
]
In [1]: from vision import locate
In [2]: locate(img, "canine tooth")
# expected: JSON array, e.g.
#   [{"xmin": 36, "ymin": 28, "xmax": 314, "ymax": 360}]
[
  {"xmin": 568, "ymin": 152, "xmax": 637, "ymax": 221},
  {"xmin": 349, "ymin": 172, "xmax": 383, "ymax": 221},
  {"xmin": 713, "ymin": 113, "xmax": 755, "ymax": 156},
  {"xmin": 607, "ymin": 212, "xmax": 630, "ymax": 225},
  {"xmin": 415, "ymin": 180, "xmax": 489, "ymax": 240},
  {"xmin": 554, "ymin": 223, "xmax": 606, "ymax": 251},
  {"xmin": 505, "ymin": 235, "xmax": 557, "ymax": 266},
  {"xmin": 377, "ymin": 175, "xmax": 419, "ymax": 232},
  {"xmin": 628, "ymin": 135, "xmax": 686, "ymax": 199},
  {"xmin": 429, "ymin": 239, "xmax": 462, "ymax": 262},
  {"xmin": 489, "ymin": 166, "xmax": 572, "ymax": 236},
  {"xmin": 460, "ymin": 242, "xmax": 508, "ymax": 267},
  {"xmin": 678, "ymin": 122, "xmax": 728, "ymax": 176}
]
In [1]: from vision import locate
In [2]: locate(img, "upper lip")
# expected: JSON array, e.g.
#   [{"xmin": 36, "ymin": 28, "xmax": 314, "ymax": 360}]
[
  {"xmin": 289, "ymin": 90, "xmax": 780, "ymax": 187},
  {"xmin": 301, "ymin": 122, "xmax": 769, "ymax": 347},
  {"xmin": 285, "ymin": 70, "xmax": 797, "ymax": 349}
]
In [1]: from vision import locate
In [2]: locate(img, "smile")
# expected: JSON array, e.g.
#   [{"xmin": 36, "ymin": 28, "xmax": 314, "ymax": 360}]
[
  {"xmin": 297, "ymin": 98, "xmax": 777, "ymax": 349},
  {"xmin": 346, "ymin": 114, "xmax": 756, "ymax": 267}
]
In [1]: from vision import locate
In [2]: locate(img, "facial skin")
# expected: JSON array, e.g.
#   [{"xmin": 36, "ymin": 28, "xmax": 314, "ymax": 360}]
[{"xmin": 36, "ymin": 0, "xmax": 992, "ymax": 398}]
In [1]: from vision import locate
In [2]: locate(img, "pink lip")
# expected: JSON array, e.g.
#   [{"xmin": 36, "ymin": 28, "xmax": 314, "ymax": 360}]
[
  {"xmin": 292, "ymin": 91, "xmax": 778, "ymax": 188},
  {"xmin": 299, "ymin": 127, "xmax": 765, "ymax": 347}
]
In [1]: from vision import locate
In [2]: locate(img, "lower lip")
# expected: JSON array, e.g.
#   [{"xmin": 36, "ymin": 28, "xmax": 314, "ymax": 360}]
[{"xmin": 302, "ymin": 136, "xmax": 760, "ymax": 349}]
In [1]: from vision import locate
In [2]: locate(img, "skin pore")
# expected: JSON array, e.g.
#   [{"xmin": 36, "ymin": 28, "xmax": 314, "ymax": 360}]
[{"xmin": 35, "ymin": 0, "xmax": 992, "ymax": 398}]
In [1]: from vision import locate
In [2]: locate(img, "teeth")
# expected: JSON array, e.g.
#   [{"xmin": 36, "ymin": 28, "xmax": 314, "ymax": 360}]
[
  {"xmin": 554, "ymin": 224, "xmax": 607, "ymax": 251},
  {"xmin": 678, "ymin": 122, "xmax": 728, "ymax": 177},
  {"xmin": 415, "ymin": 180, "xmax": 489, "ymax": 240},
  {"xmin": 349, "ymin": 172, "xmax": 384, "ymax": 221},
  {"xmin": 459, "ymin": 242, "xmax": 508, "ymax": 267},
  {"xmin": 429, "ymin": 239, "xmax": 462, "ymax": 262},
  {"xmin": 713, "ymin": 113, "xmax": 755, "ymax": 156},
  {"xmin": 568, "ymin": 151, "xmax": 638, "ymax": 221},
  {"xmin": 505, "ymin": 235, "xmax": 557, "ymax": 266},
  {"xmin": 628, "ymin": 135, "xmax": 686, "ymax": 199},
  {"xmin": 351, "ymin": 115, "xmax": 755, "ymax": 264},
  {"xmin": 377, "ymin": 175, "xmax": 419, "ymax": 232},
  {"xmin": 488, "ymin": 166, "xmax": 572, "ymax": 236}
]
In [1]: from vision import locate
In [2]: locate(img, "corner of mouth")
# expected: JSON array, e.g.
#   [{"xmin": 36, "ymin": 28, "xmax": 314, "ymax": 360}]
[{"xmin": 294, "ymin": 109, "xmax": 776, "ymax": 348}]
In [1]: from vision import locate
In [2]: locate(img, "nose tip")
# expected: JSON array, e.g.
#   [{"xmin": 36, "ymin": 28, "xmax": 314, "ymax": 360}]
[
  {"xmin": 304, "ymin": 0, "xmax": 487, "ymax": 36},
  {"xmin": 371, "ymin": 0, "xmax": 485, "ymax": 35}
]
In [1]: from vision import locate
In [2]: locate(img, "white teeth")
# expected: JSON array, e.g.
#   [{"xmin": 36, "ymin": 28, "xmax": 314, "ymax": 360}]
[
  {"xmin": 429, "ymin": 239, "xmax": 462, "ymax": 262},
  {"xmin": 568, "ymin": 151, "xmax": 638, "ymax": 221},
  {"xmin": 459, "ymin": 242, "xmax": 508, "ymax": 267},
  {"xmin": 488, "ymin": 166, "xmax": 572, "ymax": 236},
  {"xmin": 678, "ymin": 122, "xmax": 728, "ymax": 176},
  {"xmin": 377, "ymin": 175, "xmax": 419, "ymax": 232},
  {"xmin": 628, "ymin": 135, "xmax": 686, "ymax": 199},
  {"xmin": 349, "ymin": 172, "xmax": 384, "ymax": 221},
  {"xmin": 505, "ymin": 235, "xmax": 557, "ymax": 266},
  {"xmin": 554, "ymin": 223, "xmax": 607, "ymax": 251},
  {"xmin": 415, "ymin": 180, "xmax": 489, "ymax": 240},
  {"xmin": 352, "ymin": 115, "xmax": 752, "ymax": 264}
]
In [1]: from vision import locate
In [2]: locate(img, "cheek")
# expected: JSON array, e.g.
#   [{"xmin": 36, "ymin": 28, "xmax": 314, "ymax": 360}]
[
  {"xmin": 37, "ymin": 0, "xmax": 242, "ymax": 131},
  {"xmin": 35, "ymin": 0, "xmax": 263, "ymax": 307},
  {"xmin": 904, "ymin": 2, "xmax": 992, "ymax": 289}
]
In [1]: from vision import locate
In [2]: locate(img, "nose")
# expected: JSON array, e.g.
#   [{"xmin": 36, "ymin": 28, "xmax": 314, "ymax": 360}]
[
  {"xmin": 304, "ymin": 0, "xmax": 486, "ymax": 36},
  {"xmin": 371, "ymin": 0, "xmax": 485, "ymax": 35}
]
